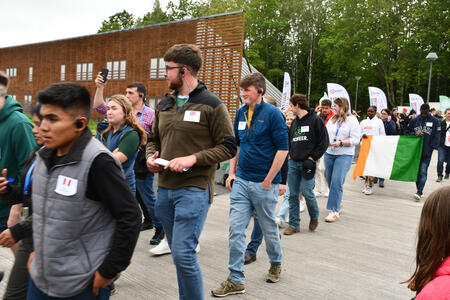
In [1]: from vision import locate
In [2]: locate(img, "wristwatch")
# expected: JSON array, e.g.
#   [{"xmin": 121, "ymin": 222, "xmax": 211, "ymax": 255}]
[{"xmin": 339, "ymin": 140, "xmax": 343, "ymax": 147}]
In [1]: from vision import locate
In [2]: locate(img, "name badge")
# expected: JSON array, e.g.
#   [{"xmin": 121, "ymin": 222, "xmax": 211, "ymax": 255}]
[
  {"xmin": 184, "ymin": 110, "xmax": 201, "ymax": 123},
  {"xmin": 55, "ymin": 175, "xmax": 78, "ymax": 196},
  {"xmin": 238, "ymin": 121, "xmax": 246, "ymax": 130},
  {"xmin": 426, "ymin": 122, "xmax": 433, "ymax": 127},
  {"xmin": 301, "ymin": 126, "xmax": 309, "ymax": 132}
]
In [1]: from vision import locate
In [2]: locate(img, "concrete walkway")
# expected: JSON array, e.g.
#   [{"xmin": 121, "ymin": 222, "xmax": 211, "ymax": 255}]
[{"xmin": 1, "ymin": 152, "xmax": 446, "ymax": 299}]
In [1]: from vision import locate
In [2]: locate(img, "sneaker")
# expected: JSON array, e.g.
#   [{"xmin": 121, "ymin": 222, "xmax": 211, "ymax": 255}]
[
  {"xmin": 362, "ymin": 187, "xmax": 368, "ymax": 193},
  {"xmin": 325, "ymin": 211, "xmax": 340, "ymax": 223},
  {"xmin": 150, "ymin": 227, "xmax": 164, "ymax": 245},
  {"xmin": 379, "ymin": 181, "xmax": 384, "ymax": 188},
  {"xmin": 314, "ymin": 191, "xmax": 322, "ymax": 197},
  {"xmin": 195, "ymin": 244, "xmax": 200, "ymax": 254},
  {"xmin": 436, "ymin": 176, "xmax": 443, "ymax": 182},
  {"xmin": 324, "ymin": 189, "xmax": 329, "ymax": 197},
  {"xmin": 445, "ymin": 174, "xmax": 449, "ymax": 179},
  {"xmin": 140, "ymin": 220, "xmax": 153, "ymax": 231},
  {"xmin": 283, "ymin": 226, "xmax": 300, "ymax": 235},
  {"xmin": 276, "ymin": 217, "xmax": 288, "ymax": 229},
  {"xmin": 373, "ymin": 177, "xmax": 378, "ymax": 184},
  {"xmin": 364, "ymin": 187, "xmax": 373, "ymax": 195},
  {"xmin": 244, "ymin": 252, "xmax": 256, "ymax": 265},
  {"xmin": 149, "ymin": 239, "xmax": 171, "ymax": 256},
  {"xmin": 299, "ymin": 199, "xmax": 306, "ymax": 212},
  {"xmin": 211, "ymin": 277, "xmax": 245, "ymax": 297},
  {"xmin": 265, "ymin": 263, "xmax": 281, "ymax": 283},
  {"xmin": 413, "ymin": 192, "xmax": 422, "ymax": 202},
  {"xmin": 309, "ymin": 219, "xmax": 318, "ymax": 231}
]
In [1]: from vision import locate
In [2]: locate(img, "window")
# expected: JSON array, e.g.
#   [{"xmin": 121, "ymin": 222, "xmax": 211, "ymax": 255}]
[
  {"xmin": 60, "ymin": 64, "xmax": 66, "ymax": 81},
  {"xmin": 147, "ymin": 98, "xmax": 162, "ymax": 109},
  {"xmin": 29, "ymin": 67, "xmax": 33, "ymax": 82},
  {"xmin": 24, "ymin": 95, "xmax": 32, "ymax": 106},
  {"xmin": 6, "ymin": 68, "xmax": 17, "ymax": 77},
  {"xmin": 149, "ymin": 57, "xmax": 165, "ymax": 79},
  {"xmin": 106, "ymin": 60, "xmax": 126, "ymax": 80},
  {"xmin": 76, "ymin": 62, "xmax": 93, "ymax": 81}
]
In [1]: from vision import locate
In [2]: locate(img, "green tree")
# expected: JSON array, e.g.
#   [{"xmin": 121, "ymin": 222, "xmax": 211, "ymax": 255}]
[
  {"xmin": 136, "ymin": 0, "xmax": 173, "ymax": 26},
  {"xmin": 97, "ymin": 10, "xmax": 136, "ymax": 33}
]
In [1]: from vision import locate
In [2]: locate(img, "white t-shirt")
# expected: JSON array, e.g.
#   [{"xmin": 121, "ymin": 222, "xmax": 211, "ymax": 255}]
[
  {"xmin": 446, "ymin": 121, "xmax": 450, "ymax": 147},
  {"xmin": 360, "ymin": 116, "xmax": 385, "ymax": 136}
]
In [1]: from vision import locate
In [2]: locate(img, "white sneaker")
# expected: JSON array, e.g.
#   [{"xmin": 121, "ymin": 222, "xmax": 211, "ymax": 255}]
[
  {"xmin": 276, "ymin": 217, "xmax": 286, "ymax": 228},
  {"xmin": 362, "ymin": 187, "xmax": 368, "ymax": 193},
  {"xmin": 195, "ymin": 244, "xmax": 200, "ymax": 253},
  {"xmin": 324, "ymin": 189, "xmax": 329, "ymax": 197},
  {"xmin": 364, "ymin": 188, "xmax": 373, "ymax": 195},
  {"xmin": 314, "ymin": 191, "xmax": 322, "ymax": 197},
  {"xmin": 300, "ymin": 199, "xmax": 306, "ymax": 212},
  {"xmin": 325, "ymin": 211, "xmax": 340, "ymax": 223},
  {"xmin": 413, "ymin": 193, "xmax": 422, "ymax": 201},
  {"xmin": 149, "ymin": 239, "xmax": 171, "ymax": 256}
]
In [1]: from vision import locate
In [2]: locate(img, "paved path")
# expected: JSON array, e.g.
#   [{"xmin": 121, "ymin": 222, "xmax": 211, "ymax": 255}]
[{"xmin": 1, "ymin": 152, "xmax": 446, "ymax": 299}]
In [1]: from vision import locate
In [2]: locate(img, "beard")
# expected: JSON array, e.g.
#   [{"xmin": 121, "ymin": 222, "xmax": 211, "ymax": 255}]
[{"xmin": 168, "ymin": 74, "xmax": 183, "ymax": 91}]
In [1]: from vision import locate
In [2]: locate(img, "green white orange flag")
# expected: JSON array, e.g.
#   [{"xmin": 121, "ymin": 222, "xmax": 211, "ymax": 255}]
[{"xmin": 353, "ymin": 135, "xmax": 423, "ymax": 182}]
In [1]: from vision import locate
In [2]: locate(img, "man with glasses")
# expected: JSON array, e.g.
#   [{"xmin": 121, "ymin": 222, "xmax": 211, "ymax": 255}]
[{"xmin": 146, "ymin": 44, "xmax": 236, "ymax": 300}]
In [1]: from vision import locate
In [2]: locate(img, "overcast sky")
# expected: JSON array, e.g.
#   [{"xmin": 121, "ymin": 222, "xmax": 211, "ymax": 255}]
[{"xmin": 1, "ymin": 0, "xmax": 172, "ymax": 48}]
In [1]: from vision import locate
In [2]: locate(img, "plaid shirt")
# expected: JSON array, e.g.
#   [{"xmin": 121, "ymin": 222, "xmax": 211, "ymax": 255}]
[{"xmin": 94, "ymin": 102, "xmax": 155, "ymax": 132}]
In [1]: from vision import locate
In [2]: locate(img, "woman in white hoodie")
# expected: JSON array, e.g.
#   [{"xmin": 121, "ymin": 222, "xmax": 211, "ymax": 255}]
[
  {"xmin": 359, "ymin": 106, "xmax": 385, "ymax": 195},
  {"xmin": 324, "ymin": 98, "xmax": 361, "ymax": 222}
]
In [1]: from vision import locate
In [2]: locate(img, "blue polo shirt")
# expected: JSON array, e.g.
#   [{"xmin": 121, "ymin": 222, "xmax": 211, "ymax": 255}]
[{"xmin": 234, "ymin": 101, "xmax": 288, "ymax": 183}]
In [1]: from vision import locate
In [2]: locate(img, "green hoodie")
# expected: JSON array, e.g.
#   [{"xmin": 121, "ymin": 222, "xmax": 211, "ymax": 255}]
[{"xmin": 0, "ymin": 95, "xmax": 36, "ymax": 223}]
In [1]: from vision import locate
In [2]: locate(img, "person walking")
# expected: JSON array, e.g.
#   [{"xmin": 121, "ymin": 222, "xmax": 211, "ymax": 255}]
[
  {"xmin": 436, "ymin": 108, "xmax": 450, "ymax": 182},
  {"xmin": 359, "ymin": 106, "xmax": 385, "ymax": 195},
  {"xmin": 283, "ymin": 94, "xmax": 329, "ymax": 235},
  {"xmin": 146, "ymin": 44, "xmax": 236, "ymax": 300},
  {"xmin": 324, "ymin": 98, "xmax": 361, "ymax": 222},
  {"xmin": 315, "ymin": 99, "xmax": 334, "ymax": 197}
]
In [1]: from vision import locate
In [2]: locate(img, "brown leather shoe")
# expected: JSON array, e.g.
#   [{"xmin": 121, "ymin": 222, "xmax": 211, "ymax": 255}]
[
  {"xmin": 309, "ymin": 219, "xmax": 318, "ymax": 231},
  {"xmin": 244, "ymin": 252, "xmax": 256, "ymax": 265},
  {"xmin": 283, "ymin": 227, "xmax": 299, "ymax": 235}
]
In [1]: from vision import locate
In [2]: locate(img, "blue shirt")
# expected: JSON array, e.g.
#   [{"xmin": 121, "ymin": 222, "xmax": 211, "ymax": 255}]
[
  {"xmin": 406, "ymin": 114, "xmax": 440, "ymax": 159},
  {"xmin": 234, "ymin": 101, "xmax": 288, "ymax": 183}
]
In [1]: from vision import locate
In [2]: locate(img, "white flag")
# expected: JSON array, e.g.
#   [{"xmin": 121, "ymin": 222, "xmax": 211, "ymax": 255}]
[
  {"xmin": 327, "ymin": 83, "xmax": 351, "ymax": 108},
  {"xmin": 409, "ymin": 94, "xmax": 424, "ymax": 113},
  {"xmin": 281, "ymin": 72, "xmax": 291, "ymax": 110},
  {"xmin": 368, "ymin": 87, "xmax": 388, "ymax": 112}
]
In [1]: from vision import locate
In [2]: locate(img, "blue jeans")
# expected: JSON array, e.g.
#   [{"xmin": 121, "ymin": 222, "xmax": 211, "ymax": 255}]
[
  {"xmin": 136, "ymin": 173, "xmax": 160, "ymax": 227},
  {"xmin": 228, "ymin": 177, "xmax": 282, "ymax": 284},
  {"xmin": 324, "ymin": 153, "xmax": 353, "ymax": 211},
  {"xmin": 277, "ymin": 183, "xmax": 290, "ymax": 221},
  {"xmin": 26, "ymin": 278, "xmax": 110, "ymax": 299},
  {"xmin": 437, "ymin": 146, "xmax": 450, "ymax": 177},
  {"xmin": 155, "ymin": 185, "xmax": 210, "ymax": 300},
  {"xmin": 416, "ymin": 156, "xmax": 431, "ymax": 194},
  {"xmin": 287, "ymin": 160, "xmax": 319, "ymax": 229},
  {"xmin": 245, "ymin": 216, "xmax": 263, "ymax": 255}
]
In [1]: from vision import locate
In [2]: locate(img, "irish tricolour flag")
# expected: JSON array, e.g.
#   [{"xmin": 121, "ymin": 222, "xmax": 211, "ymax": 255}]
[{"xmin": 353, "ymin": 136, "xmax": 423, "ymax": 182}]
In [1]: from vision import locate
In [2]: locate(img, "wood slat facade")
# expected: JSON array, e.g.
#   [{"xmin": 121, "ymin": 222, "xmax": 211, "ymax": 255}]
[{"xmin": 0, "ymin": 11, "xmax": 244, "ymax": 119}]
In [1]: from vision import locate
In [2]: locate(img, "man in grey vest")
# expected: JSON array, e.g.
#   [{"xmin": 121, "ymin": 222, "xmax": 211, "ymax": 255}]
[{"xmin": 27, "ymin": 83, "xmax": 141, "ymax": 299}]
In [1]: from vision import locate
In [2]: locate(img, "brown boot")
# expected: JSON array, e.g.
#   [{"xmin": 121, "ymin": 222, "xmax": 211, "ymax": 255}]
[
  {"xmin": 283, "ymin": 227, "xmax": 299, "ymax": 235},
  {"xmin": 309, "ymin": 219, "xmax": 318, "ymax": 231}
]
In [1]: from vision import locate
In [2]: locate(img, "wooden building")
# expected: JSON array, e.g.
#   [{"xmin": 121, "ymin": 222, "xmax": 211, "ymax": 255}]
[{"xmin": 0, "ymin": 11, "xmax": 244, "ymax": 119}]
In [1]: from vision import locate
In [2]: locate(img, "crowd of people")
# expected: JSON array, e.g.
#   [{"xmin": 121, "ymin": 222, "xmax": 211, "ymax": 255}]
[{"xmin": 0, "ymin": 43, "xmax": 448, "ymax": 300}]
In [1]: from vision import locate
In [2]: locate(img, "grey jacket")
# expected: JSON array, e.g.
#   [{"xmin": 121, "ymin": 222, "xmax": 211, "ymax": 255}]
[{"xmin": 30, "ymin": 137, "xmax": 118, "ymax": 298}]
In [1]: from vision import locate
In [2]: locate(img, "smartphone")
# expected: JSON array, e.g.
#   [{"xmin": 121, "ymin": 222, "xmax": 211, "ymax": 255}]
[{"xmin": 101, "ymin": 68, "xmax": 109, "ymax": 82}]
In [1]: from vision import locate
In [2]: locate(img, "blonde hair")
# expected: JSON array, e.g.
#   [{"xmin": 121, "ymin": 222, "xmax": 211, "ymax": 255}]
[
  {"xmin": 331, "ymin": 98, "xmax": 350, "ymax": 123},
  {"xmin": 101, "ymin": 94, "xmax": 147, "ymax": 146}
]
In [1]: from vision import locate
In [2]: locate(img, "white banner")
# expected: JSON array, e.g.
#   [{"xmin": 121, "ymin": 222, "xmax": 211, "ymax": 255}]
[
  {"xmin": 327, "ymin": 83, "xmax": 351, "ymax": 108},
  {"xmin": 368, "ymin": 87, "xmax": 388, "ymax": 112},
  {"xmin": 319, "ymin": 92, "xmax": 329, "ymax": 105},
  {"xmin": 409, "ymin": 94, "xmax": 424, "ymax": 113},
  {"xmin": 281, "ymin": 72, "xmax": 291, "ymax": 110}
]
